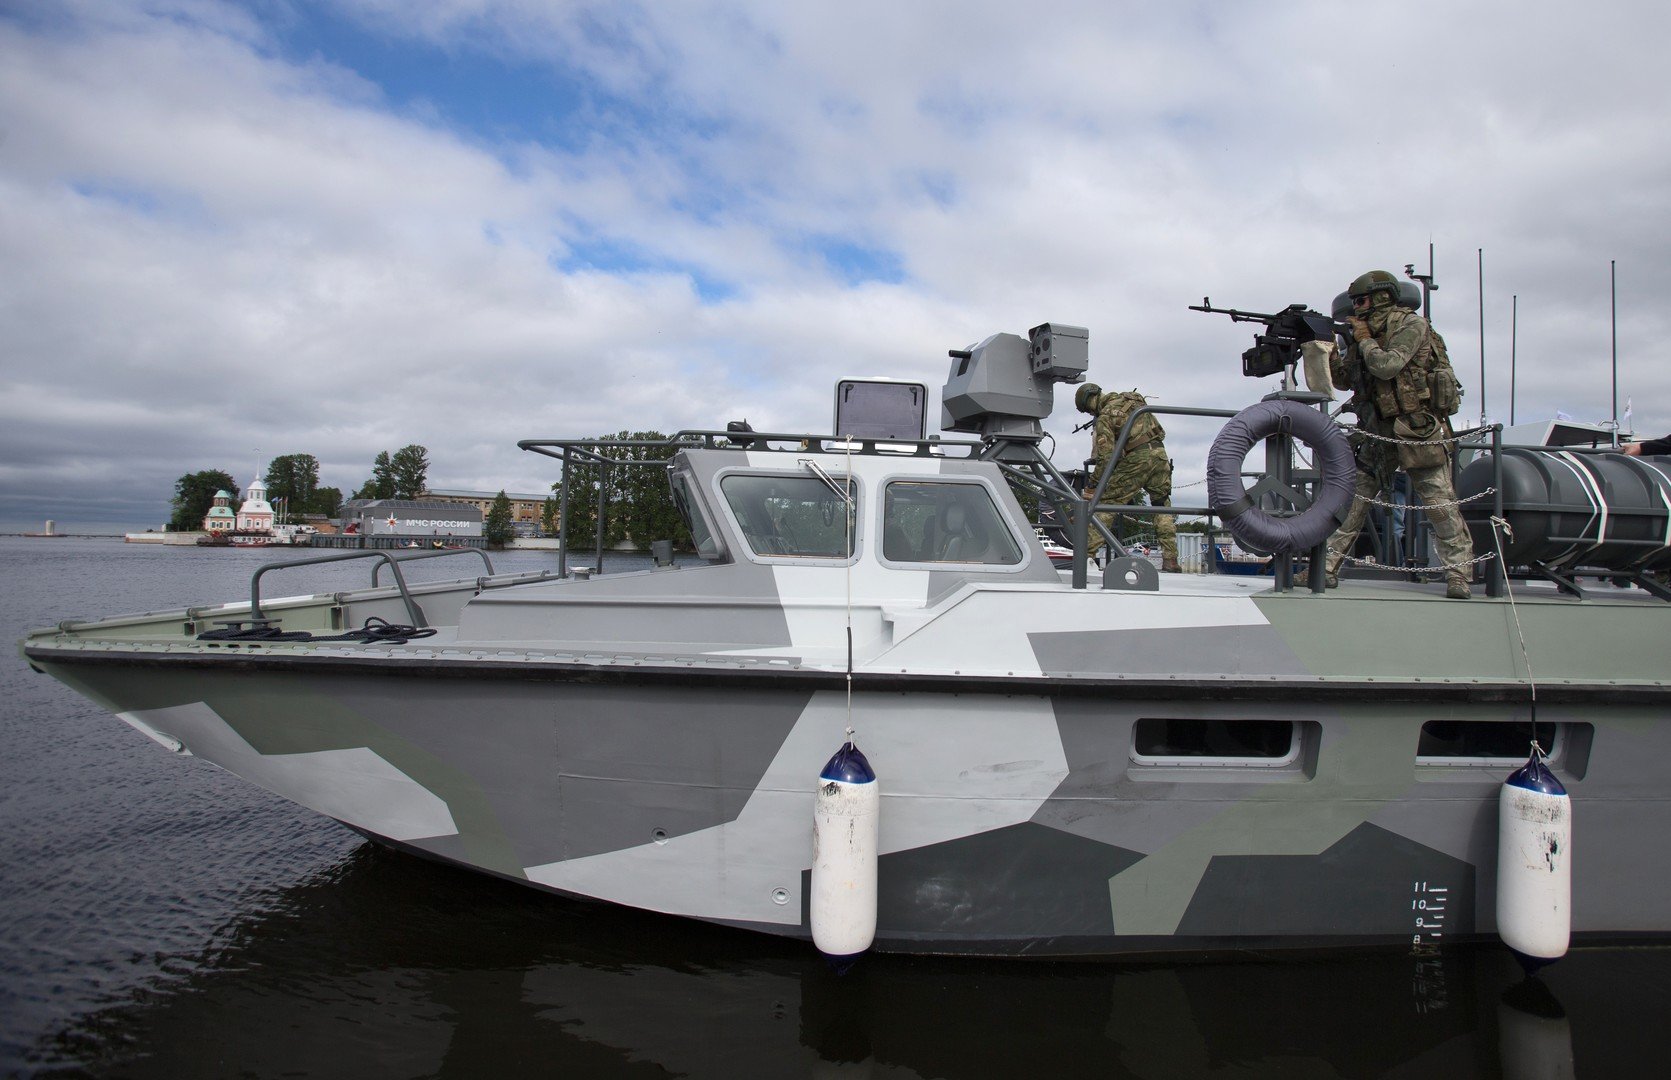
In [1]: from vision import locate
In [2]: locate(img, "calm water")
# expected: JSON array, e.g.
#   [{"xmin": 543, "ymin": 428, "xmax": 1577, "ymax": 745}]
[{"xmin": 2, "ymin": 537, "xmax": 1666, "ymax": 1078}]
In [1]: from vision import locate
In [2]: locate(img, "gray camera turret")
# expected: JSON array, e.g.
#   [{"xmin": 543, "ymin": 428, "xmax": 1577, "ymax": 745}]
[{"xmin": 941, "ymin": 322, "xmax": 1088, "ymax": 440}]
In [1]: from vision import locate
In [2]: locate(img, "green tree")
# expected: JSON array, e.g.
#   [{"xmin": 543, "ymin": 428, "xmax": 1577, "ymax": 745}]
[
  {"xmin": 558, "ymin": 460, "xmax": 603, "ymax": 548},
  {"xmin": 614, "ymin": 430, "xmax": 685, "ymax": 548},
  {"xmin": 484, "ymin": 490, "xmax": 516, "ymax": 548},
  {"xmin": 312, "ymin": 486, "xmax": 343, "ymax": 518},
  {"xmin": 353, "ymin": 451, "xmax": 397, "ymax": 501},
  {"xmin": 540, "ymin": 495, "xmax": 559, "ymax": 537},
  {"xmin": 553, "ymin": 432, "xmax": 689, "ymax": 550},
  {"xmin": 265, "ymin": 454, "xmax": 320, "ymax": 522},
  {"xmin": 169, "ymin": 469, "xmax": 238, "ymax": 531},
  {"xmin": 390, "ymin": 444, "xmax": 430, "ymax": 500}
]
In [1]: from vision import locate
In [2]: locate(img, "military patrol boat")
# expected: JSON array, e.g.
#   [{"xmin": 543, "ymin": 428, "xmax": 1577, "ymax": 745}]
[{"xmin": 21, "ymin": 320, "xmax": 1671, "ymax": 958}]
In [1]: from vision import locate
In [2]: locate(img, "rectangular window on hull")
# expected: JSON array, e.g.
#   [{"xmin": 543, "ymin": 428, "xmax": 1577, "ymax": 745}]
[
  {"xmin": 1131, "ymin": 718, "xmax": 1299, "ymax": 767},
  {"xmin": 1417, "ymin": 721, "xmax": 1563, "ymax": 764}
]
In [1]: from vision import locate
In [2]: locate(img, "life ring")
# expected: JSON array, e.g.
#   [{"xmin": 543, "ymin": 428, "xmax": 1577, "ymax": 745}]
[{"xmin": 1206, "ymin": 399, "xmax": 1355, "ymax": 555}]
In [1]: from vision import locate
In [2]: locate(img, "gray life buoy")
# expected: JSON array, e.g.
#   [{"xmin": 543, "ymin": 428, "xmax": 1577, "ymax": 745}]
[{"xmin": 1206, "ymin": 399, "xmax": 1355, "ymax": 555}]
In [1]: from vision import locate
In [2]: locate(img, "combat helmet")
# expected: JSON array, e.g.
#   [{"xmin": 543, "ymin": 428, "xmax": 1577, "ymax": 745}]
[
  {"xmin": 1075, "ymin": 382, "xmax": 1102, "ymax": 414},
  {"xmin": 1348, "ymin": 269, "xmax": 1401, "ymax": 307}
]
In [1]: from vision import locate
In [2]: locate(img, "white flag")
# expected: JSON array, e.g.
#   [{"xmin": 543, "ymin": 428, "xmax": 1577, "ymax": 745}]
[{"xmin": 1624, "ymin": 396, "xmax": 1633, "ymax": 429}]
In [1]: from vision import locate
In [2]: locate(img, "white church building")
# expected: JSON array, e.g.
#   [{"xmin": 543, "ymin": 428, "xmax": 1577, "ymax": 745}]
[{"xmin": 235, "ymin": 475, "xmax": 275, "ymax": 532}]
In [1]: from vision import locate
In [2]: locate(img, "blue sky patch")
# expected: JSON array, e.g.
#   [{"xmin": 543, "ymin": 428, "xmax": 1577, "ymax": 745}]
[
  {"xmin": 67, "ymin": 179, "xmax": 214, "ymax": 228},
  {"xmin": 553, "ymin": 236, "xmax": 736, "ymax": 303},
  {"xmin": 806, "ymin": 237, "xmax": 907, "ymax": 287},
  {"xmin": 253, "ymin": 1, "xmax": 607, "ymax": 152}
]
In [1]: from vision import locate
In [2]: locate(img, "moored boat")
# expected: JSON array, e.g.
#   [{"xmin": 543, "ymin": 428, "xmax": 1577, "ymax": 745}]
[
  {"xmin": 21, "ymin": 319, "xmax": 1671, "ymax": 959},
  {"xmin": 227, "ymin": 531, "xmax": 276, "ymax": 548},
  {"xmin": 1035, "ymin": 527, "xmax": 1075, "ymax": 568}
]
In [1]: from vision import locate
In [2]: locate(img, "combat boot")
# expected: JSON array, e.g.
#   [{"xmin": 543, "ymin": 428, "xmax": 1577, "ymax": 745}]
[
  {"xmin": 1296, "ymin": 568, "xmax": 1337, "ymax": 589},
  {"xmin": 1446, "ymin": 575, "xmax": 1471, "ymax": 600}
]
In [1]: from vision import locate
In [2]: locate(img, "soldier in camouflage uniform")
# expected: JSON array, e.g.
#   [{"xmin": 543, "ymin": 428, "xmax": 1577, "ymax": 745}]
[
  {"xmin": 1312, "ymin": 270, "xmax": 1475, "ymax": 599},
  {"xmin": 1075, "ymin": 383, "xmax": 1179, "ymax": 571}
]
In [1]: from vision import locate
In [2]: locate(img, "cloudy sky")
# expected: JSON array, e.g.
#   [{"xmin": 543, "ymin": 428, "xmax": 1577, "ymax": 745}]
[{"xmin": 3, "ymin": 0, "xmax": 1666, "ymax": 532}]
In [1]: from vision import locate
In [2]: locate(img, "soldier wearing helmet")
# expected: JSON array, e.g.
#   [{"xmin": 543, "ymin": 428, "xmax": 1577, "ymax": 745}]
[
  {"xmin": 1306, "ymin": 269, "xmax": 1475, "ymax": 598},
  {"xmin": 1074, "ymin": 382, "xmax": 1179, "ymax": 571}
]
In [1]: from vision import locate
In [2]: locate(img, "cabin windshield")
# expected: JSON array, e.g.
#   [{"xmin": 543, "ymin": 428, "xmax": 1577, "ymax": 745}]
[
  {"xmin": 719, "ymin": 474, "xmax": 857, "ymax": 559},
  {"xmin": 881, "ymin": 481, "xmax": 1023, "ymax": 565}
]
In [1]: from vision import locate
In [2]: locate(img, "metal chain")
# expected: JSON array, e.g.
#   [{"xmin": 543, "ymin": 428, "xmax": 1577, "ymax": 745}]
[
  {"xmin": 1336, "ymin": 549, "xmax": 1497, "ymax": 575},
  {"xmin": 1352, "ymin": 486, "xmax": 1496, "ymax": 513},
  {"xmin": 1341, "ymin": 423, "xmax": 1496, "ymax": 512},
  {"xmin": 1156, "ymin": 419, "xmax": 1481, "ymax": 504},
  {"xmin": 1352, "ymin": 426, "xmax": 1468, "ymax": 448}
]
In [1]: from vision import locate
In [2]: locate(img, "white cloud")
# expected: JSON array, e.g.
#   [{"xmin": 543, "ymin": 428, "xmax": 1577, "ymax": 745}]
[{"xmin": 2, "ymin": 0, "xmax": 1668, "ymax": 532}]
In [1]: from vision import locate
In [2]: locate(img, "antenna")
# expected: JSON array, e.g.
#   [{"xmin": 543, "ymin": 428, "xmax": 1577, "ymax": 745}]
[
  {"xmin": 1611, "ymin": 260, "xmax": 1619, "ymax": 446},
  {"xmin": 1477, "ymin": 249, "xmax": 1486, "ymax": 428},
  {"xmin": 1403, "ymin": 242, "xmax": 1437, "ymax": 321},
  {"xmin": 1510, "ymin": 294, "xmax": 1518, "ymax": 426}
]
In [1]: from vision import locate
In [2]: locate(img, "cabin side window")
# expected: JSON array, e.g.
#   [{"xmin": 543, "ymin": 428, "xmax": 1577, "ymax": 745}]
[
  {"xmin": 669, "ymin": 470, "xmax": 724, "ymax": 560},
  {"xmin": 1131, "ymin": 718, "xmax": 1300, "ymax": 767},
  {"xmin": 719, "ymin": 474, "xmax": 857, "ymax": 559},
  {"xmin": 881, "ymin": 481, "xmax": 1024, "ymax": 565}
]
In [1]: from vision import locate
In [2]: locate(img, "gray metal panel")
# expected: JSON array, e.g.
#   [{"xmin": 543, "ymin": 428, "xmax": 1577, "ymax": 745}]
[
  {"xmin": 457, "ymin": 562, "xmax": 795, "ymax": 650},
  {"xmin": 1028, "ymin": 625, "xmax": 1313, "ymax": 678},
  {"xmin": 875, "ymin": 822, "xmax": 1143, "ymax": 939},
  {"xmin": 1174, "ymin": 823, "xmax": 1478, "ymax": 939}
]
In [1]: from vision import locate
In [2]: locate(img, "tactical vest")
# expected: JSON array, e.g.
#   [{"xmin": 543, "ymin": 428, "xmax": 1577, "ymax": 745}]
[
  {"xmin": 1369, "ymin": 311, "xmax": 1463, "ymax": 419},
  {"xmin": 1095, "ymin": 390, "xmax": 1165, "ymax": 460}
]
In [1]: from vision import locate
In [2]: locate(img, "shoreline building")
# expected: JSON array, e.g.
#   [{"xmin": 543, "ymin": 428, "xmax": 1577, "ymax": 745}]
[
  {"xmin": 236, "ymin": 476, "xmax": 275, "ymax": 533},
  {"xmin": 202, "ymin": 490, "xmax": 237, "ymax": 535},
  {"xmin": 422, "ymin": 488, "xmax": 552, "ymax": 535},
  {"xmin": 326, "ymin": 499, "xmax": 486, "ymax": 549}
]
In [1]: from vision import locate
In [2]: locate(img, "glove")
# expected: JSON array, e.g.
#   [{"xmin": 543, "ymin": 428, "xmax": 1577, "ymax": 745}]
[{"xmin": 1347, "ymin": 316, "xmax": 1370, "ymax": 343}]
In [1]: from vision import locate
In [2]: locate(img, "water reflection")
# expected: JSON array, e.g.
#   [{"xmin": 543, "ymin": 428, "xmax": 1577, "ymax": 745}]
[
  {"xmin": 1499, "ymin": 978, "xmax": 1575, "ymax": 1080},
  {"xmin": 29, "ymin": 843, "xmax": 1664, "ymax": 1078}
]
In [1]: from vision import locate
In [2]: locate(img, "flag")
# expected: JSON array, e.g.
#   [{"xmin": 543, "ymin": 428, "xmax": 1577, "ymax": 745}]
[{"xmin": 1624, "ymin": 397, "xmax": 1633, "ymax": 430}]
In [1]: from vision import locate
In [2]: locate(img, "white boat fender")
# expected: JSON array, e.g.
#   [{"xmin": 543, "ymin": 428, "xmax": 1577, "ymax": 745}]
[
  {"xmin": 1205, "ymin": 398, "xmax": 1355, "ymax": 555},
  {"xmin": 810, "ymin": 737, "xmax": 879, "ymax": 959},
  {"xmin": 1497, "ymin": 746, "xmax": 1572, "ymax": 970}
]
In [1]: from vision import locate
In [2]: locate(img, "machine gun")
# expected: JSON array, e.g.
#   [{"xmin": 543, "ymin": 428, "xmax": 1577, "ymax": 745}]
[{"xmin": 1189, "ymin": 299, "xmax": 1337, "ymax": 379}]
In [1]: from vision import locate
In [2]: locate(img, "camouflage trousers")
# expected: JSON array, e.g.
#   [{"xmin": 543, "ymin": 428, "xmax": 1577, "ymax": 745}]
[
  {"xmin": 1323, "ymin": 432, "xmax": 1474, "ymax": 582},
  {"xmin": 1085, "ymin": 445, "xmax": 1178, "ymax": 564}
]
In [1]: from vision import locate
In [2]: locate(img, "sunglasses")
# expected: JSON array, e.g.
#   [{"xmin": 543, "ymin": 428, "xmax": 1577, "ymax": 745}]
[{"xmin": 1351, "ymin": 294, "xmax": 1373, "ymax": 308}]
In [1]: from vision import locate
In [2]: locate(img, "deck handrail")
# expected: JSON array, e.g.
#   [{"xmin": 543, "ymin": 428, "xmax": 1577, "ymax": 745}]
[{"xmin": 246, "ymin": 547, "xmax": 493, "ymax": 628}]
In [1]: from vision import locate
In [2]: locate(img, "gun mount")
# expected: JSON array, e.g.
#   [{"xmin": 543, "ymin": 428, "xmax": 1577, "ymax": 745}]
[
  {"xmin": 940, "ymin": 322, "xmax": 1088, "ymax": 440},
  {"xmin": 1189, "ymin": 299, "xmax": 1336, "ymax": 379}
]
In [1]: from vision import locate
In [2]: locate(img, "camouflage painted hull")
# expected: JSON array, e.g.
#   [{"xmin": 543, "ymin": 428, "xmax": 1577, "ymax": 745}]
[
  {"xmin": 21, "ymin": 434, "xmax": 1671, "ymax": 956},
  {"xmin": 23, "ymin": 565, "xmax": 1670, "ymax": 958}
]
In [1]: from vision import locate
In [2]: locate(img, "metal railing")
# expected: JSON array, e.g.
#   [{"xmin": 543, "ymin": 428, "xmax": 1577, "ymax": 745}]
[
  {"xmin": 245, "ymin": 547, "xmax": 496, "ymax": 628},
  {"xmin": 518, "ymin": 429, "xmax": 990, "ymax": 579}
]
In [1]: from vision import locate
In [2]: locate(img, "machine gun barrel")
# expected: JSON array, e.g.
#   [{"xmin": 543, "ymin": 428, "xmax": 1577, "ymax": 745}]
[
  {"xmin": 1189, "ymin": 298, "xmax": 1336, "ymax": 379},
  {"xmin": 1188, "ymin": 299, "xmax": 1288, "ymax": 324}
]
